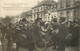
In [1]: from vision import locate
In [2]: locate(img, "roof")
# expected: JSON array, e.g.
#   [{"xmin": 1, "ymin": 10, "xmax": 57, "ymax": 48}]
[
  {"xmin": 26, "ymin": 10, "xmax": 32, "ymax": 16},
  {"xmin": 32, "ymin": 0, "xmax": 57, "ymax": 8},
  {"xmin": 21, "ymin": 10, "xmax": 32, "ymax": 18},
  {"xmin": 22, "ymin": 10, "xmax": 32, "ymax": 16}
]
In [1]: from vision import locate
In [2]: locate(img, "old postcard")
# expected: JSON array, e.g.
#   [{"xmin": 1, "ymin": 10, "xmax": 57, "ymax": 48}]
[{"xmin": 0, "ymin": 0, "xmax": 80, "ymax": 51}]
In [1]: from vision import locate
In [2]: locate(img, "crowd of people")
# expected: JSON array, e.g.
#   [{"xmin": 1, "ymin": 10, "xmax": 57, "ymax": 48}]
[{"xmin": 0, "ymin": 17, "xmax": 79, "ymax": 51}]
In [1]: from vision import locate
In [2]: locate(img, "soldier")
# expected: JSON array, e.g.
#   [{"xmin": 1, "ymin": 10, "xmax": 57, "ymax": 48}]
[{"xmin": 58, "ymin": 17, "xmax": 68, "ymax": 51}]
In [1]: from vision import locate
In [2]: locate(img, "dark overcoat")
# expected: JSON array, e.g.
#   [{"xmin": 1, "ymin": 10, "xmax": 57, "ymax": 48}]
[{"xmin": 58, "ymin": 22, "xmax": 68, "ymax": 51}]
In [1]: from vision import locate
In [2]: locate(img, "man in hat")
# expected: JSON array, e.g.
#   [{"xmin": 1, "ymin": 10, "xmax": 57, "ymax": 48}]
[
  {"xmin": 65, "ymin": 20, "xmax": 74, "ymax": 47},
  {"xmin": 71, "ymin": 20, "xmax": 79, "ymax": 47},
  {"xmin": 51, "ymin": 18, "xmax": 59, "ymax": 49},
  {"xmin": 58, "ymin": 17, "xmax": 68, "ymax": 51}
]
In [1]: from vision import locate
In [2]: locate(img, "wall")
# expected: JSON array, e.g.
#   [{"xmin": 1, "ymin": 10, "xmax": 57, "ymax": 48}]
[{"xmin": 57, "ymin": 0, "xmax": 77, "ymax": 21}]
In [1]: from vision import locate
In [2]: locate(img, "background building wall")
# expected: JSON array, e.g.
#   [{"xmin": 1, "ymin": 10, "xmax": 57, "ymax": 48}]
[
  {"xmin": 58, "ymin": 0, "xmax": 78, "ymax": 21},
  {"xmin": 32, "ymin": 0, "xmax": 57, "ymax": 21}
]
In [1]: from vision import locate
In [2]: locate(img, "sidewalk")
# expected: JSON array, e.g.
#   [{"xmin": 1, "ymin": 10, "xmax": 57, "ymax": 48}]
[
  {"xmin": 18, "ymin": 46, "xmax": 79, "ymax": 51},
  {"xmin": 65, "ymin": 47, "xmax": 79, "ymax": 51},
  {"xmin": 19, "ymin": 46, "xmax": 57, "ymax": 51}
]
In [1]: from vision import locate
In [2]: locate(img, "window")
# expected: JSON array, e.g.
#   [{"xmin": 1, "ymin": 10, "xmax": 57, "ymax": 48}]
[
  {"xmin": 45, "ymin": 6, "xmax": 48, "ymax": 9},
  {"xmin": 41, "ymin": 7, "xmax": 42, "ymax": 10},
  {"xmin": 37, "ymin": 8, "xmax": 39, "ymax": 11},
  {"xmin": 67, "ymin": 11, "xmax": 70, "ymax": 20},
  {"xmin": 32, "ymin": 9, "xmax": 34, "ymax": 13},
  {"xmin": 47, "ymin": 6, "xmax": 49, "ymax": 9},
  {"xmin": 34, "ymin": 8, "xmax": 37, "ymax": 12},
  {"xmin": 48, "ymin": 13, "xmax": 50, "ymax": 15},
  {"xmin": 74, "ymin": 10, "xmax": 78, "ymax": 20},
  {"xmin": 66, "ymin": 0, "xmax": 70, "ymax": 7},
  {"xmin": 54, "ymin": 16, "xmax": 56, "ymax": 18},
  {"xmin": 48, "ymin": 17, "xmax": 49, "ymax": 19},
  {"xmin": 54, "ymin": 5, "xmax": 57, "ymax": 8},
  {"xmin": 61, "ymin": 12, "xmax": 63, "ymax": 16},
  {"xmin": 51, "ymin": 6, "xmax": 53, "ymax": 8},
  {"xmin": 60, "ymin": 0, "xmax": 63, "ymax": 8},
  {"xmin": 52, "ymin": 16, "xmax": 53, "ymax": 19},
  {"xmin": 34, "ymin": 14, "xmax": 35, "ymax": 17},
  {"xmin": 47, "ymin": 6, "xmax": 50, "ymax": 9}
]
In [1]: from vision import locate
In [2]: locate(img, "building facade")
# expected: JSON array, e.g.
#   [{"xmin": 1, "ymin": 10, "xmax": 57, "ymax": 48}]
[
  {"xmin": 32, "ymin": 0, "xmax": 58, "ymax": 22},
  {"xmin": 58, "ymin": 0, "xmax": 79, "ymax": 21}
]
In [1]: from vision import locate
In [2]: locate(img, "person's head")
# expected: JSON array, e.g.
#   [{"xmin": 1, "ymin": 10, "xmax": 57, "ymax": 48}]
[
  {"xmin": 60, "ymin": 17, "xmax": 66, "ymax": 23},
  {"xmin": 73, "ymin": 20, "xmax": 78, "ymax": 25},
  {"xmin": 67, "ymin": 20, "xmax": 72, "ymax": 25},
  {"xmin": 22, "ymin": 18, "xmax": 26, "ymax": 22},
  {"xmin": 53, "ymin": 18, "xmax": 57, "ymax": 22}
]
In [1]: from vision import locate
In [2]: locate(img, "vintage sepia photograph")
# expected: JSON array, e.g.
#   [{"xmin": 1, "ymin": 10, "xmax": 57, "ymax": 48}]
[{"xmin": 0, "ymin": 0, "xmax": 80, "ymax": 51}]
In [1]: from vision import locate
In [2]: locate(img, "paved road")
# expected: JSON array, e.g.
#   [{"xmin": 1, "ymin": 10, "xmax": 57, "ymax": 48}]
[
  {"xmin": 65, "ymin": 47, "xmax": 79, "ymax": 51},
  {"xmin": 19, "ymin": 46, "xmax": 79, "ymax": 51},
  {"xmin": 0, "ymin": 45, "xmax": 79, "ymax": 51},
  {"xmin": 19, "ymin": 46, "xmax": 57, "ymax": 51}
]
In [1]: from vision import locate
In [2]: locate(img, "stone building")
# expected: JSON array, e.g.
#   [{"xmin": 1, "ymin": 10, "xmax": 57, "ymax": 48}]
[
  {"xmin": 75, "ymin": 1, "xmax": 80, "ymax": 51},
  {"xmin": 32, "ymin": 0, "xmax": 57, "ymax": 22},
  {"xmin": 75, "ymin": 1, "xmax": 80, "ymax": 20},
  {"xmin": 57, "ymin": 0, "xmax": 79, "ymax": 21}
]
